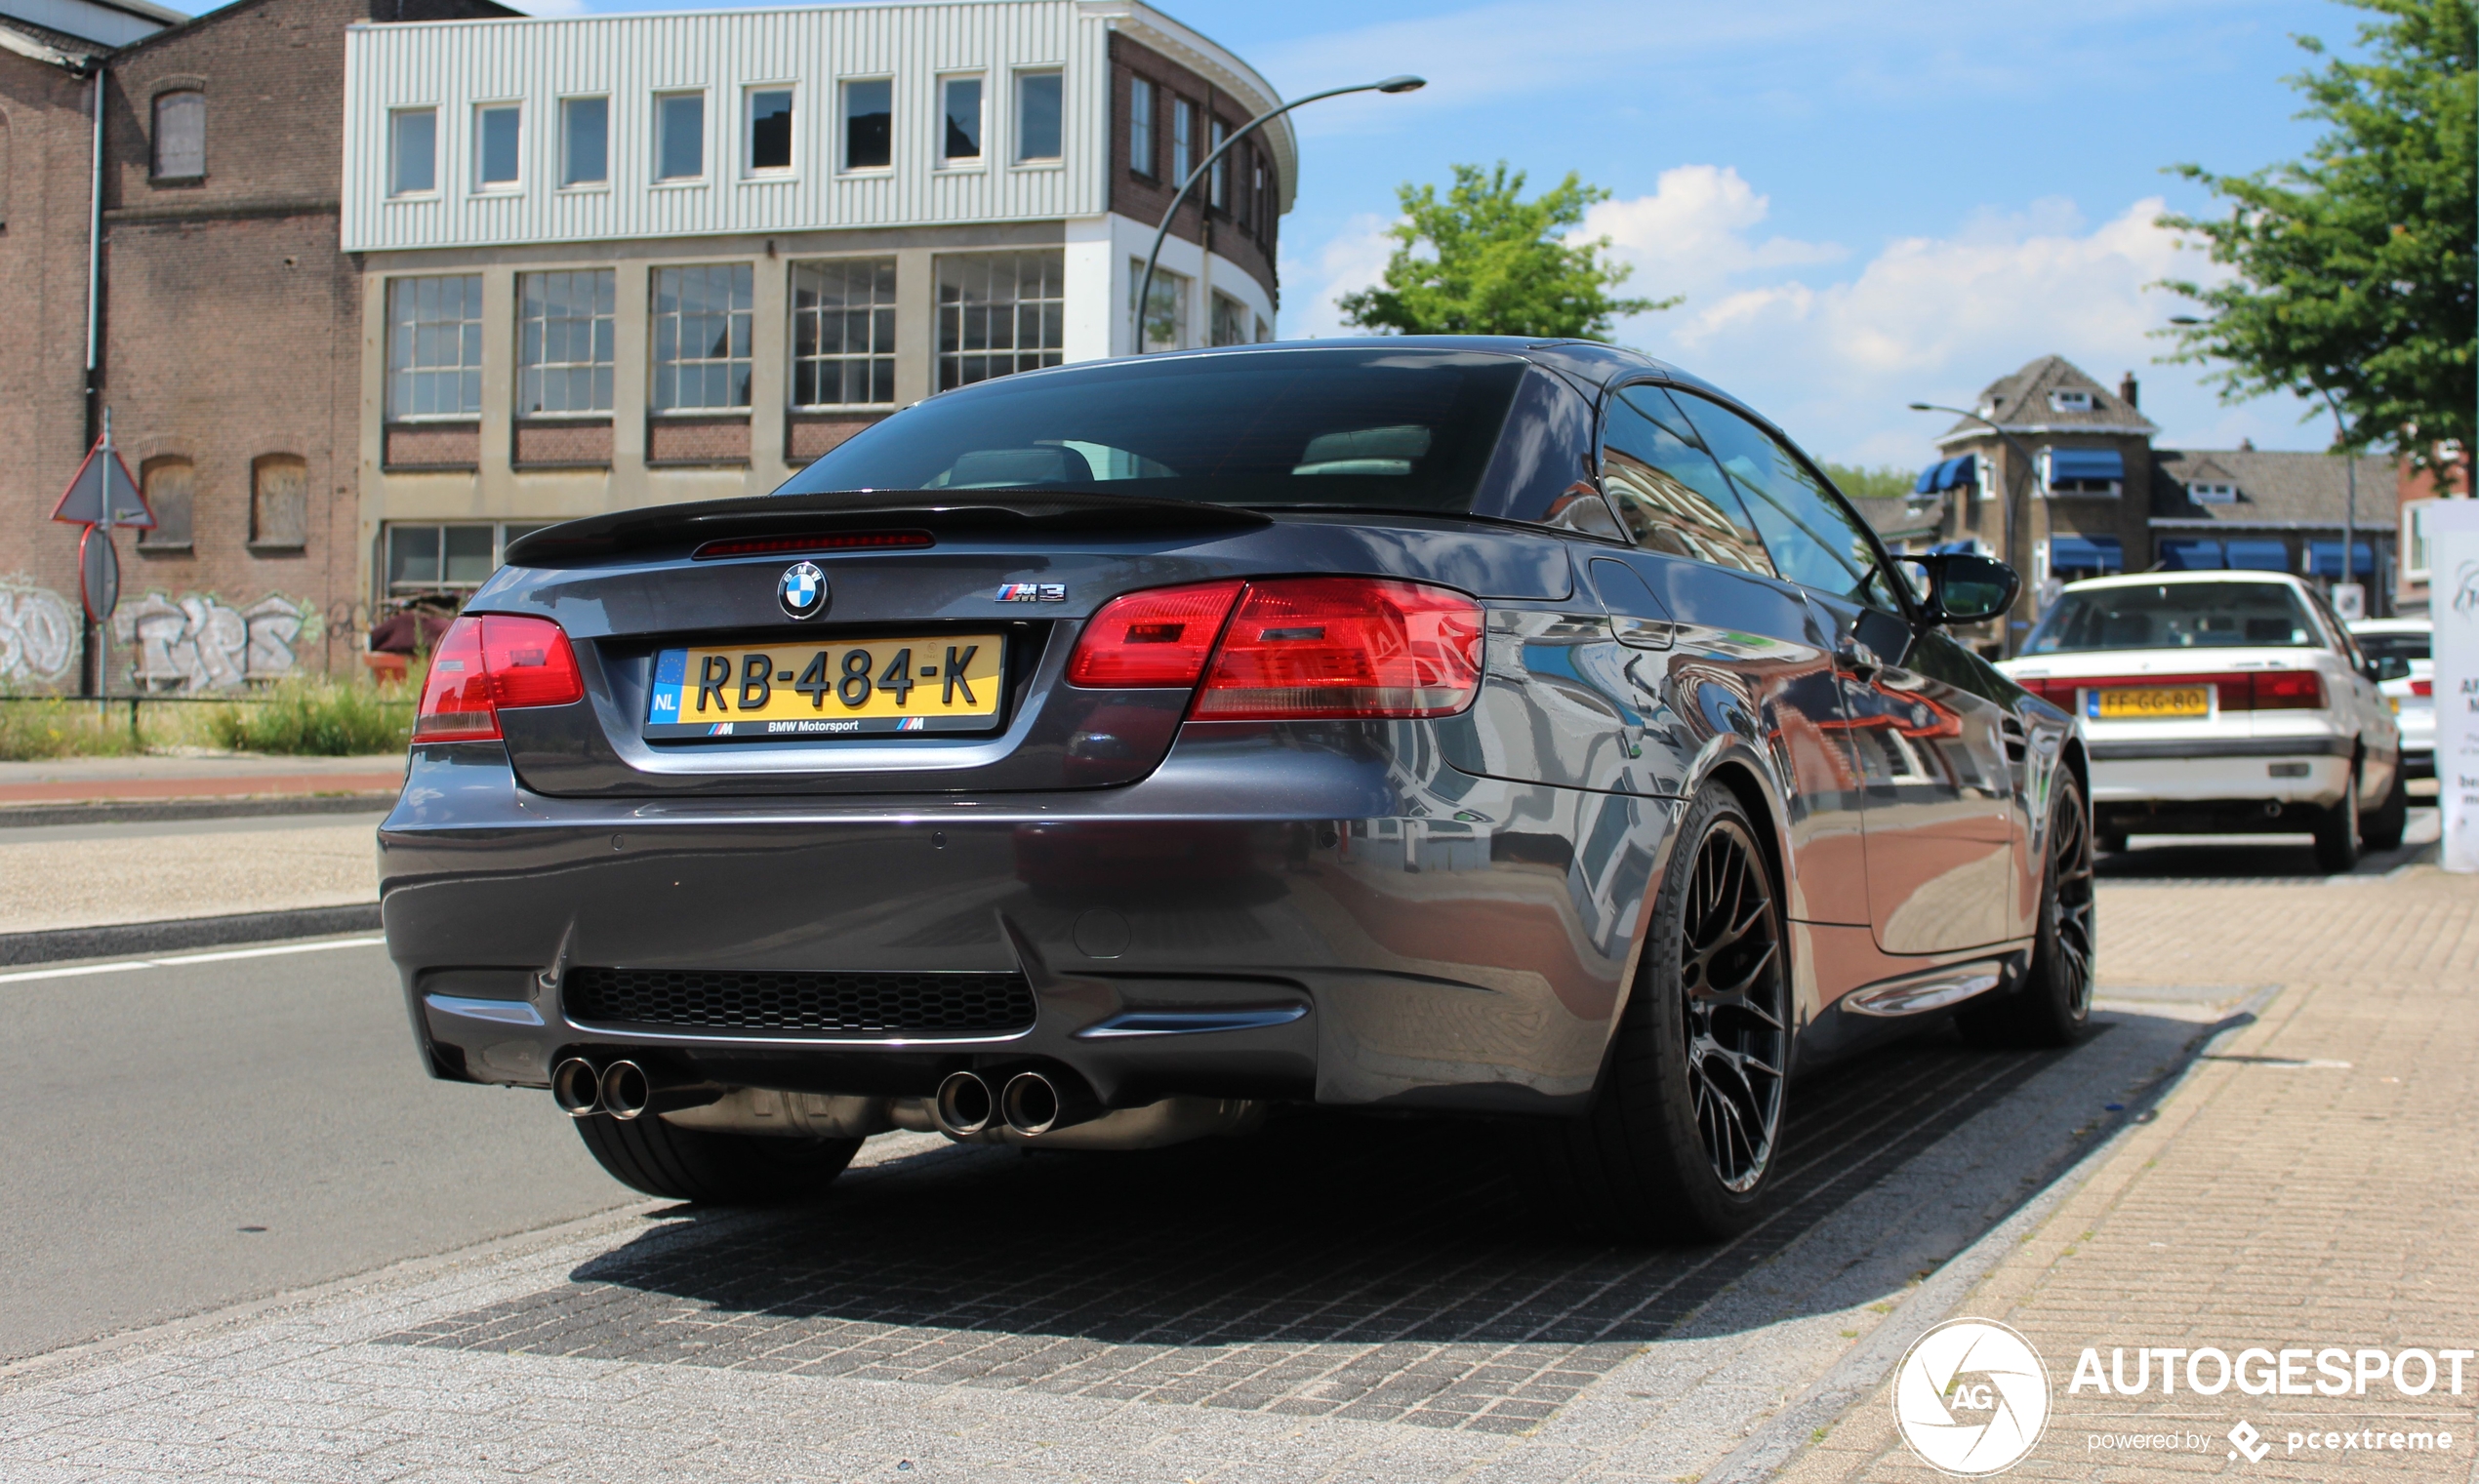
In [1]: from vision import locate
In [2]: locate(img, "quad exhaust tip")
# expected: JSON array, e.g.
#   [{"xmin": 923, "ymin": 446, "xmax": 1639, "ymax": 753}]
[
  {"xmin": 551, "ymin": 1057, "xmax": 601, "ymax": 1118},
  {"xmin": 1001, "ymin": 1071, "xmax": 1065, "ymax": 1137},
  {"xmin": 599, "ymin": 1060, "xmax": 652, "ymax": 1121},
  {"xmin": 934, "ymin": 1070, "xmax": 994, "ymax": 1138}
]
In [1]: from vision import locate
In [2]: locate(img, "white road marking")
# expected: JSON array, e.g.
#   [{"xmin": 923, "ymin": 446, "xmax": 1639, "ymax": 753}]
[{"xmin": 0, "ymin": 936, "xmax": 387, "ymax": 986}]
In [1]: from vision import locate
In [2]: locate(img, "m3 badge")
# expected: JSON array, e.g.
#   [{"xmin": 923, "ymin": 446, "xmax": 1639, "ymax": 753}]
[{"xmin": 995, "ymin": 583, "xmax": 1067, "ymax": 603}]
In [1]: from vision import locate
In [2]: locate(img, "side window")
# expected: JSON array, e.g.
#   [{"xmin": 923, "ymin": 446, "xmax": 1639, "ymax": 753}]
[
  {"xmin": 1669, "ymin": 392, "xmax": 1901, "ymax": 613},
  {"xmin": 1599, "ymin": 386, "xmax": 1772, "ymax": 575}
]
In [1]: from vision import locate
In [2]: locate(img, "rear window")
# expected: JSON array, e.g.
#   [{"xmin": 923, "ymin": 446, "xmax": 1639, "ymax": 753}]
[
  {"xmin": 775, "ymin": 347, "xmax": 1534, "ymax": 519},
  {"xmin": 2025, "ymin": 581, "xmax": 2322, "ymax": 655},
  {"xmin": 2353, "ymin": 629, "xmax": 2429, "ymax": 680}
]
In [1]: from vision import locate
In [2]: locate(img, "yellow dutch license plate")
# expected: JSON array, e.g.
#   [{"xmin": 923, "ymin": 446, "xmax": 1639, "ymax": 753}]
[
  {"xmin": 2091, "ymin": 685, "xmax": 2210, "ymax": 721},
  {"xmin": 645, "ymin": 634, "xmax": 1005, "ymax": 740}
]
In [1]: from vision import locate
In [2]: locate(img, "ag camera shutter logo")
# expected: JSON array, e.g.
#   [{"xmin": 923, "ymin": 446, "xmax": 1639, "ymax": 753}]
[
  {"xmin": 778, "ymin": 562, "xmax": 828, "ymax": 620},
  {"xmin": 1893, "ymin": 1318, "xmax": 2052, "ymax": 1475}
]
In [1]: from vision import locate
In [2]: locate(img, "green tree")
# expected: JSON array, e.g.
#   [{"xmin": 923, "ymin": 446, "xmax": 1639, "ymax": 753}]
[
  {"xmin": 1823, "ymin": 463, "xmax": 1926, "ymax": 502},
  {"xmin": 2156, "ymin": 0, "xmax": 2476, "ymax": 471},
  {"xmin": 1339, "ymin": 162, "xmax": 1676, "ymax": 340}
]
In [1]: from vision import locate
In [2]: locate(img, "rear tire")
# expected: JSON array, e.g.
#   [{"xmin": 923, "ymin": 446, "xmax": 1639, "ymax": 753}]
[
  {"xmin": 1958, "ymin": 769, "xmax": 2095, "ymax": 1049},
  {"xmin": 573, "ymin": 1112, "xmax": 861, "ymax": 1205},
  {"xmin": 2313, "ymin": 761, "xmax": 2363, "ymax": 873},
  {"xmin": 1534, "ymin": 782, "xmax": 1790, "ymax": 1243},
  {"xmin": 2360, "ymin": 759, "xmax": 2408, "ymax": 852}
]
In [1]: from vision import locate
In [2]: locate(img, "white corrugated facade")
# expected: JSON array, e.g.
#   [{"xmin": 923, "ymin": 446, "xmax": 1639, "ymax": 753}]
[{"xmin": 340, "ymin": 0, "xmax": 1292, "ymax": 253}]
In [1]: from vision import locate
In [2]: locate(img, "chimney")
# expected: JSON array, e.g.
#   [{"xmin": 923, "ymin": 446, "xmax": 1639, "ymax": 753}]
[{"xmin": 2118, "ymin": 372, "xmax": 2138, "ymax": 409}]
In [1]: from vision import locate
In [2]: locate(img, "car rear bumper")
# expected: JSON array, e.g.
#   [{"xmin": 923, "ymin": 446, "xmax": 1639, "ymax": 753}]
[
  {"xmin": 381, "ymin": 737, "xmax": 1672, "ymax": 1117},
  {"xmin": 2088, "ymin": 735, "xmax": 2353, "ymax": 810}
]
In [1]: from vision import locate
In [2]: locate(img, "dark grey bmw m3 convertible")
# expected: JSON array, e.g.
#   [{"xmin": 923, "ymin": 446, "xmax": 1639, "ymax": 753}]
[{"xmin": 383, "ymin": 338, "xmax": 2093, "ymax": 1241}]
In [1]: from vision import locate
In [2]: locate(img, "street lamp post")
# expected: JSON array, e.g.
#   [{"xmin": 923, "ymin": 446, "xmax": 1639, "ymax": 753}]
[
  {"xmin": 1132, "ymin": 74, "xmax": 1424, "ymax": 354},
  {"xmin": 1909, "ymin": 400, "xmax": 2042, "ymax": 657}
]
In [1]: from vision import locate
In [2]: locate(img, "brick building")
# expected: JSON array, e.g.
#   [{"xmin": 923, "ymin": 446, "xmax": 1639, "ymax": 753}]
[
  {"xmin": 1903, "ymin": 355, "xmax": 2403, "ymax": 644},
  {"xmin": 339, "ymin": 0, "xmax": 1287, "ymax": 613},
  {"xmin": 4, "ymin": 0, "xmax": 519, "ymax": 697}
]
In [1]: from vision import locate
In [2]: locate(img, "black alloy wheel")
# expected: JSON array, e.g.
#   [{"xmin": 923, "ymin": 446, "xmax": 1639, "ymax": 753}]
[
  {"xmin": 1679, "ymin": 814, "xmax": 1790, "ymax": 1194},
  {"xmin": 1534, "ymin": 781, "xmax": 1790, "ymax": 1242},
  {"xmin": 1960, "ymin": 768, "xmax": 2095, "ymax": 1048}
]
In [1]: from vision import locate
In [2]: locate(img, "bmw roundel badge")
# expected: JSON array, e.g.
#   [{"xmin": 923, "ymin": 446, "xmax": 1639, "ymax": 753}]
[{"xmin": 778, "ymin": 561, "xmax": 829, "ymax": 620}]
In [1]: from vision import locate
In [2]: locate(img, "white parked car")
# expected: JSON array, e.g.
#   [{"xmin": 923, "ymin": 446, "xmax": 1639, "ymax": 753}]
[
  {"xmin": 2348, "ymin": 617, "xmax": 2434, "ymax": 778},
  {"xmin": 1998, "ymin": 571, "xmax": 2407, "ymax": 869}
]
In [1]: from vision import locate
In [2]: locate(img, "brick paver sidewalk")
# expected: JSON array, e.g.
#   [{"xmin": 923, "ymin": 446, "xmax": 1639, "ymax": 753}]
[{"xmin": 1783, "ymin": 866, "xmax": 2479, "ymax": 1482}]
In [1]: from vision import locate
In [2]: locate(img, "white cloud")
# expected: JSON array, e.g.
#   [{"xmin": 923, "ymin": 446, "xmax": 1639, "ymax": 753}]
[
  {"xmin": 1284, "ymin": 173, "xmax": 2305, "ymax": 464},
  {"xmin": 1280, "ymin": 212, "xmax": 1396, "ymax": 339},
  {"xmin": 1579, "ymin": 165, "xmax": 1844, "ymax": 306}
]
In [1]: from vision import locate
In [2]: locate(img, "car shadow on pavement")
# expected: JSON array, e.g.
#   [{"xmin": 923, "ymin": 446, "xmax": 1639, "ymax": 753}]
[
  {"xmin": 2097, "ymin": 821, "xmax": 2439, "ymax": 882},
  {"xmin": 384, "ymin": 1025, "xmax": 2116, "ymax": 1425}
]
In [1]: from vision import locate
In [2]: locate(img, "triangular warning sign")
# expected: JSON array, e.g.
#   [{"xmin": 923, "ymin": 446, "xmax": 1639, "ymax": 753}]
[{"xmin": 52, "ymin": 439, "xmax": 154, "ymax": 528}]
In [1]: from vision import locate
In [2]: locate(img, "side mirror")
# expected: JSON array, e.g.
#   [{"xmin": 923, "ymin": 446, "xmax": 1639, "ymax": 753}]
[{"xmin": 1909, "ymin": 553, "xmax": 2020, "ymax": 625}]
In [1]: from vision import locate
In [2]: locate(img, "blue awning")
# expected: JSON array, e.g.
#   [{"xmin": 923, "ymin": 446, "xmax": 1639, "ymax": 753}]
[
  {"xmin": 1911, "ymin": 456, "xmax": 1977, "ymax": 495},
  {"xmin": 2224, "ymin": 539, "xmax": 2291, "ymax": 572},
  {"xmin": 2307, "ymin": 540, "xmax": 2376, "ymax": 577},
  {"xmin": 1930, "ymin": 539, "xmax": 1980, "ymax": 556},
  {"xmin": 2050, "ymin": 535, "xmax": 2123, "ymax": 576},
  {"xmin": 2047, "ymin": 448, "xmax": 2124, "ymax": 483},
  {"xmin": 2157, "ymin": 539, "xmax": 2225, "ymax": 571}
]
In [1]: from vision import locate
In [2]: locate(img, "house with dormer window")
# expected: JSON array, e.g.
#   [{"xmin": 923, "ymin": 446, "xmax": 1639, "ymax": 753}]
[{"xmin": 1913, "ymin": 355, "xmax": 2399, "ymax": 638}]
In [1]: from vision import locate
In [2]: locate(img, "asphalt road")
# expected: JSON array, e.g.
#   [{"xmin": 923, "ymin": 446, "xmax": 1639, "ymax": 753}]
[{"xmin": 0, "ymin": 937, "xmax": 630, "ymax": 1363}]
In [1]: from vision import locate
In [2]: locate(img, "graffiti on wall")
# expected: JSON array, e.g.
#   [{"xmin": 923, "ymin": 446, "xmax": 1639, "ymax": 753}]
[
  {"xmin": 0, "ymin": 580, "xmax": 80, "ymax": 688},
  {"xmin": 113, "ymin": 592, "xmax": 319, "ymax": 693}
]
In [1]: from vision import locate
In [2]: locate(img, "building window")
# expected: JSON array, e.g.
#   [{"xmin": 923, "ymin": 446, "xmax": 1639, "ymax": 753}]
[
  {"xmin": 138, "ymin": 458, "xmax": 193, "ymax": 549},
  {"xmin": 791, "ymin": 259, "xmax": 897, "ymax": 408},
  {"xmin": 2407, "ymin": 501, "xmax": 2434, "ymax": 580},
  {"xmin": 2048, "ymin": 388, "xmax": 2093, "ymax": 413},
  {"xmin": 389, "ymin": 107, "xmax": 436, "ymax": 196},
  {"xmin": 1252, "ymin": 155, "xmax": 1268, "ymax": 235},
  {"xmin": 1210, "ymin": 291, "xmax": 1250, "ymax": 347},
  {"xmin": 1208, "ymin": 118, "xmax": 1227, "ymax": 209},
  {"xmin": 385, "ymin": 521, "xmax": 549, "ymax": 595},
  {"xmin": 653, "ymin": 263, "xmax": 752, "ymax": 411},
  {"xmin": 843, "ymin": 78, "xmax": 891, "ymax": 170},
  {"xmin": 1016, "ymin": 69, "xmax": 1062, "ymax": 162},
  {"xmin": 1129, "ymin": 257, "xmax": 1186, "ymax": 353},
  {"xmin": 474, "ymin": 102, "xmax": 520, "ymax": 190},
  {"xmin": 747, "ymin": 87, "xmax": 793, "ymax": 173},
  {"xmin": 940, "ymin": 75, "xmax": 983, "ymax": 163},
  {"xmin": 939, "ymin": 251, "xmax": 1064, "ymax": 388},
  {"xmin": 386, "ymin": 275, "xmax": 483, "ymax": 420},
  {"xmin": 250, "ymin": 455, "xmax": 307, "ymax": 549},
  {"xmin": 1253, "ymin": 312, "xmax": 1270, "ymax": 343},
  {"xmin": 518, "ymin": 269, "xmax": 615, "ymax": 415},
  {"xmin": 560, "ymin": 97, "xmax": 607, "ymax": 186},
  {"xmin": 151, "ymin": 90, "xmax": 204, "ymax": 180},
  {"xmin": 1127, "ymin": 75, "xmax": 1154, "ymax": 179},
  {"xmin": 655, "ymin": 92, "xmax": 704, "ymax": 180},
  {"xmin": 1170, "ymin": 97, "xmax": 1193, "ymax": 184},
  {"xmin": 2187, "ymin": 481, "xmax": 2238, "ymax": 505}
]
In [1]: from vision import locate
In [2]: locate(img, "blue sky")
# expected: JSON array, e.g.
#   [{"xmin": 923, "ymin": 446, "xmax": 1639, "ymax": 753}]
[{"xmin": 298, "ymin": 0, "xmax": 2374, "ymax": 469}]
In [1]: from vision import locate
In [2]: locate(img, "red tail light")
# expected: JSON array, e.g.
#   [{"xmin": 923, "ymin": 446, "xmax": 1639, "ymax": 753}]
[
  {"xmin": 1197, "ymin": 579, "xmax": 1483, "ymax": 719},
  {"xmin": 1066, "ymin": 577, "xmax": 1485, "ymax": 720},
  {"xmin": 413, "ymin": 614, "xmax": 585, "ymax": 742},
  {"xmin": 2410, "ymin": 678, "xmax": 2433, "ymax": 698},
  {"xmin": 1066, "ymin": 580, "xmax": 1245, "ymax": 687},
  {"xmin": 2246, "ymin": 669, "xmax": 2323, "ymax": 710}
]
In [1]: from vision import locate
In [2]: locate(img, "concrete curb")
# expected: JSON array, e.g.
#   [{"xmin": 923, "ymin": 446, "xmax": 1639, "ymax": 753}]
[
  {"xmin": 0, "ymin": 904, "xmax": 384, "ymax": 966},
  {"xmin": 1698, "ymin": 986, "xmax": 2287, "ymax": 1484},
  {"xmin": 0, "ymin": 793, "xmax": 397, "ymax": 829}
]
